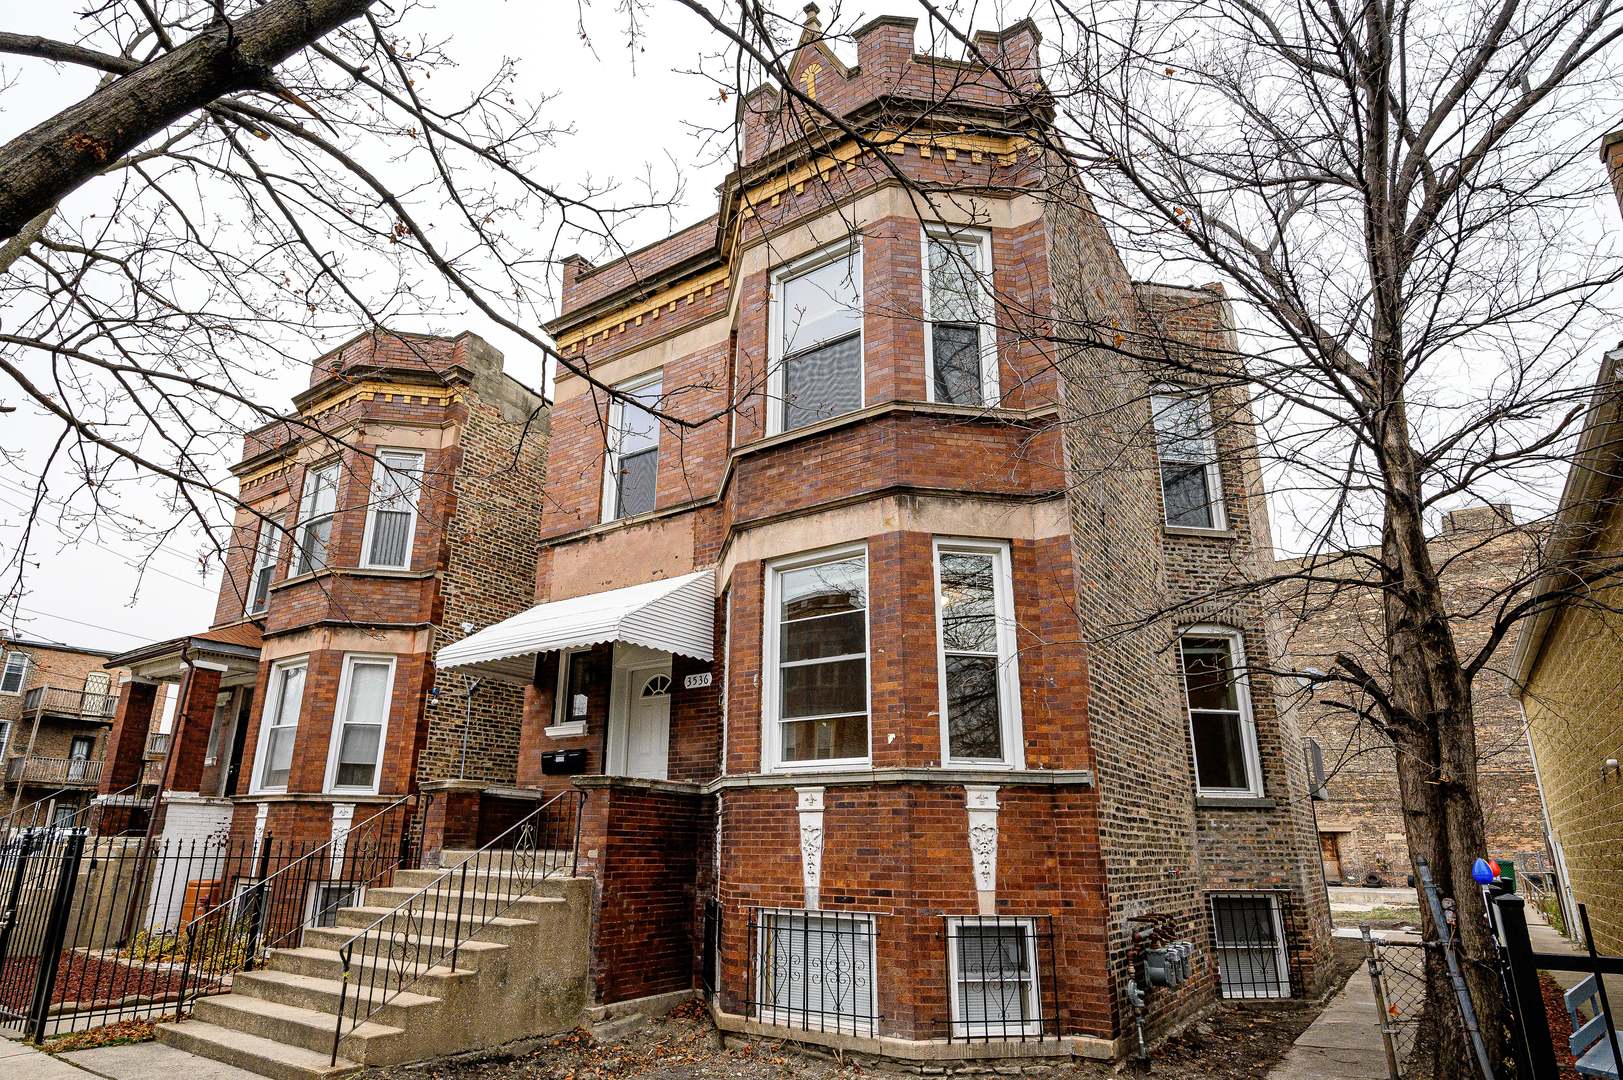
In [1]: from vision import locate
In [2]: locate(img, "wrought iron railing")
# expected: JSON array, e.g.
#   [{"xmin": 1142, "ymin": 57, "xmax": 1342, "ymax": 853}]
[
  {"xmin": 745, "ymin": 908, "xmax": 880, "ymax": 1036},
  {"xmin": 329, "ymin": 789, "xmax": 585, "ymax": 1064},
  {"xmin": 5, "ymin": 755, "xmax": 104, "ymax": 786},
  {"xmin": 0, "ymin": 777, "xmax": 144, "ymax": 836},
  {"xmin": 941, "ymin": 915, "xmax": 1058, "ymax": 1042},
  {"xmin": 20, "ymin": 686, "xmax": 117, "ymax": 721},
  {"xmin": 172, "ymin": 794, "xmax": 417, "ymax": 1012},
  {"xmin": 144, "ymin": 732, "xmax": 171, "ymax": 759}
]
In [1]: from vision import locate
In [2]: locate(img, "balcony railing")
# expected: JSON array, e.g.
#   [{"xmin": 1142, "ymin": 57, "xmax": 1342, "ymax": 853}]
[
  {"xmin": 21, "ymin": 685, "xmax": 118, "ymax": 721},
  {"xmin": 4, "ymin": 754, "xmax": 105, "ymax": 786},
  {"xmin": 145, "ymin": 731, "xmax": 171, "ymax": 758}
]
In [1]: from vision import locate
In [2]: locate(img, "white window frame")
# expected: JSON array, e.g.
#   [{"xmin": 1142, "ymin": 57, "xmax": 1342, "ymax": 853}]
[
  {"xmin": 753, "ymin": 908, "xmax": 878, "ymax": 1035},
  {"xmin": 1150, "ymin": 385, "xmax": 1227, "ymax": 532},
  {"xmin": 933, "ymin": 538, "xmax": 1023, "ymax": 769},
  {"xmin": 599, "ymin": 370, "xmax": 663, "ymax": 523},
  {"xmin": 322, "ymin": 653, "xmax": 397, "ymax": 795},
  {"xmin": 766, "ymin": 238, "xmax": 865, "ymax": 437},
  {"xmin": 945, "ymin": 916, "xmax": 1042, "ymax": 1039},
  {"xmin": 252, "ymin": 658, "xmax": 308, "ymax": 794},
  {"xmin": 245, "ymin": 515, "xmax": 282, "ymax": 616},
  {"xmin": 922, "ymin": 225, "xmax": 998, "ymax": 407},
  {"xmin": 1179, "ymin": 626, "xmax": 1264, "ymax": 799},
  {"xmin": 548, "ymin": 646, "xmax": 593, "ymax": 737},
  {"xmin": 0, "ymin": 719, "xmax": 11, "ymax": 759},
  {"xmin": 293, "ymin": 460, "xmax": 342, "ymax": 576},
  {"xmin": 1210, "ymin": 892, "xmax": 1291, "ymax": 999},
  {"xmin": 0, "ymin": 651, "xmax": 29, "ymax": 695},
  {"xmin": 307, "ymin": 881, "xmax": 362, "ymax": 928},
  {"xmin": 762, "ymin": 543, "xmax": 872, "ymax": 773},
  {"xmin": 359, "ymin": 449, "xmax": 424, "ymax": 570},
  {"xmin": 204, "ymin": 688, "xmax": 235, "ymax": 767}
]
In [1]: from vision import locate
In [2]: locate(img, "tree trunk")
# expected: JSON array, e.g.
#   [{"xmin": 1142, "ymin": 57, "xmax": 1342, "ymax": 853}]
[{"xmin": 0, "ymin": 0, "xmax": 374, "ymax": 241}]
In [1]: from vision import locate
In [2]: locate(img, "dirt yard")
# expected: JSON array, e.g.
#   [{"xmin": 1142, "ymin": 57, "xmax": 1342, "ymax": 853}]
[{"xmin": 367, "ymin": 941, "xmax": 1363, "ymax": 1080}]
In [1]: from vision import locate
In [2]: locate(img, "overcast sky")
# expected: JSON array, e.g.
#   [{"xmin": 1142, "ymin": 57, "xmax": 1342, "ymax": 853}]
[{"xmin": 0, "ymin": 0, "xmax": 759, "ymax": 652}]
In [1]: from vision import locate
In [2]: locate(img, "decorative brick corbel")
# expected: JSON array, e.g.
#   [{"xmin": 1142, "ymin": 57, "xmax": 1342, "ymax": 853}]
[
  {"xmin": 329, "ymin": 802, "xmax": 355, "ymax": 877},
  {"xmin": 965, "ymin": 785, "xmax": 1000, "ymax": 915},
  {"xmin": 796, "ymin": 786, "xmax": 825, "ymax": 910},
  {"xmin": 252, "ymin": 802, "xmax": 269, "ymax": 854}
]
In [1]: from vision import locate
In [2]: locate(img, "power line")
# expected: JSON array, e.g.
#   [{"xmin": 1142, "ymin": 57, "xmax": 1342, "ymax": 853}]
[
  {"xmin": 0, "ymin": 492, "xmax": 216, "ymax": 595},
  {"xmin": 0, "ymin": 476, "xmax": 216, "ymax": 572},
  {"xmin": 10, "ymin": 605, "xmax": 152, "ymax": 643}
]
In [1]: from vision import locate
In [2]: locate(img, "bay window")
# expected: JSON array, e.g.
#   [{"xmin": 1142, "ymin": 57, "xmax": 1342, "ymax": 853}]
[
  {"xmin": 293, "ymin": 461, "xmax": 340, "ymax": 574},
  {"xmin": 1179, "ymin": 629, "xmax": 1263, "ymax": 797},
  {"xmin": 934, "ymin": 540, "xmax": 1022, "ymax": 767},
  {"xmin": 1151, "ymin": 388, "xmax": 1225, "ymax": 529},
  {"xmin": 254, "ymin": 659, "xmax": 307, "ymax": 792},
  {"xmin": 925, "ymin": 228, "xmax": 996, "ymax": 406},
  {"xmin": 765, "ymin": 547, "xmax": 869, "ymax": 768},
  {"xmin": 362, "ymin": 450, "xmax": 424, "ymax": 569},
  {"xmin": 246, "ymin": 516, "xmax": 281, "ymax": 615},
  {"xmin": 326, "ymin": 655, "xmax": 395, "ymax": 793},
  {"xmin": 770, "ymin": 242, "xmax": 863, "ymax": 434},
  {"xmin": 602, "ymin": 373, "xmax": 663, "ymax": 521}
]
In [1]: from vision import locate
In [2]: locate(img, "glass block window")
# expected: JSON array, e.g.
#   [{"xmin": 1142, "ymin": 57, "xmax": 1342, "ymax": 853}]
[
  {"xmin": 926, "ymin": 232, "xmax": 994, "ymax": 405},
  {"xmin": 769, "ymin": 550, "xmax": 869, "ymax": 767},
  {"xmin": 1179, "ymin": 631, "xmax": 1261, "ymax": 796},
  {"xmin": 1151, "ymin": 389, "xmax": 1225, "ymax": 529},
  {"xmin": 604, "ymin": 374, "xmax": 663, "ymax": 520},
  {"xmin": 755, "ymin": 911, "xmax": 876, "ymax": 1034},
  {"xmin": 774, "ymin": 246, "xmax": 863, "ymax": 433},
  {"xmin": 363, "ymin": 451, "xmax": 423, "ymax": 569},
  {"xmin": 1211, "ymin": 894, "xmax": 1290, "ymax": 998}
]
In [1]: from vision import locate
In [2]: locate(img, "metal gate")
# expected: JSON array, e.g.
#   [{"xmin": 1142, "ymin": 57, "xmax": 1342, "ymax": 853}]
[{"xmin": 1362, "ymin": 929, "xmax": 1430, "ymax": 1078}]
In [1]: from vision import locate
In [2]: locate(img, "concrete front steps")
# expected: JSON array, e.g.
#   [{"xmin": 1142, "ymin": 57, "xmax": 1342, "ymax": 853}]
[{"xmin": 155, "ymin": 854, "xmax": 591, "ymax": 1080}]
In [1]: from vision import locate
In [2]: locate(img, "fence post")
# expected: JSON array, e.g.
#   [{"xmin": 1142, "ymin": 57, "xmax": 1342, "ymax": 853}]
[
  {"xmin": 1494, "ymin": 893, "xmax": 1559, "ymax": 1080},
  {"xmin": 1362, "ymin": 927, "xmax": 1403, "ymax": 1080},
  {"xmin": 242, "ymin": 833, "xmax": 274, "ymax": 972},
  {"xmin": 27, "ymin": 831, "xmax": 85, "ymax": 1042},
  {"xmin": 0, "ymin": 832, "xmax": 41, "ymax": 971}
]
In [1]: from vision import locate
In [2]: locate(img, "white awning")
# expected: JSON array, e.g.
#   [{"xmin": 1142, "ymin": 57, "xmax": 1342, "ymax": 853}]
[{"xmin": 435, "ymin": 569, "xmax": 715, "ymax": 683}]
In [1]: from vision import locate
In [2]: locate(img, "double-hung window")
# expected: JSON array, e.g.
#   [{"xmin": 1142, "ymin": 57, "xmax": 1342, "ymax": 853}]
[
  {"xmin": 1179, "ymin": 629, "xmax": 1262, "ymax": 797},
  {"xmin": 293, "ymin": 462, "xmax": 340, "ymax": 575},
  {"xmin": 255, "ymin": 659, "xmax": 307, "ymax": 792},
  {"xmin": 549, "ymin": 647, "xmax": 600, "ymax": 736},
  {"xmin": 766, "ymin": 548, "xmax": 869, "ymax": 768},
  {"xmin": 602, "ymin": 373, "xmax": 662, "ymax": 521},
  {"xmin": 925, "ymin": 228, "xmax": 996, "ymax": 406},
  {"xmin": 0, "ymin": 651, "xmax": 28, "ymax": 694},
  {"xmin": 770, "ymin": 242, "xmax": 863, "ymax": 434},
  {"xmin": 946, "ymin": 917, "xmax": 1043, "ymax": 1039},
  {"xmin": 1210, "ymin": 894, "xmax": 1290, "ymax": 998},
  {"xmin": 246, "ymin": 516, "xmax": 281, "ymax": 615},
  {"xmin": 362, "ymin": 451, "xmax": 424, "ymax": 569},
  {"xmin": 934, "ymin": 540, "xmax": 1022, "ymax": 767},
  {"xmin": 325, "ymin": 655, "xmax": 395, "ymax": 793},
  {"xmin": 1151, "ymin": 388, "xmax": 1225, "ymax": 529}
]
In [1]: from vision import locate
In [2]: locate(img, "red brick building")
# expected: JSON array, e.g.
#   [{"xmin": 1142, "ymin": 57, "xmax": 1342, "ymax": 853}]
[
  {"xmin": 97, "ymin": 331, "xmax": 547, "ymax": 854},
  {"xmin": 435, "ymin": 13, "xmax": 1331, "ymax": 1061}
]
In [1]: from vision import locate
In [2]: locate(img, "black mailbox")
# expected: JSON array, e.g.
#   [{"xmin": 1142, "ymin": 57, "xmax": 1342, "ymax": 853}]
[{"xmin": 541, "ymin": 749, "xmax": 588, "ymax": 775}]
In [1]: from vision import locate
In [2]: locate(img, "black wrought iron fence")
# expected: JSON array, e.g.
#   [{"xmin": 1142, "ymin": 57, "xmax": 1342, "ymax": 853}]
[
  {"xmin": 744, "ymin": 908, "xmax": 880, "ymax": 1037},
  {"xmin": 941, "ymin": 915, "xmax": 1058, "ymax": 1043},
  {"xmin": 329, "ymin": 788, "xmax": 584, "ymax": 1064},
  {"xmin": 172, "ymin": 795, "xmax": 417, "ymax": 1011}
]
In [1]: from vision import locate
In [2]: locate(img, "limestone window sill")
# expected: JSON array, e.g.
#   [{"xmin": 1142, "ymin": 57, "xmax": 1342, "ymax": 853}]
[
  {"xmin": 1195, "ymin": 796, "xmax": 1277, "ymax": 810},
  {"xmin": 1163, "ymin": 526, "xmax": 1237, "ymax": 540}
]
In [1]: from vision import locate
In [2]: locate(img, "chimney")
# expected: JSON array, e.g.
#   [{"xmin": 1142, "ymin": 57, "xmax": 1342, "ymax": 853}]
[
  {"xmin": 1441, "ymin": 504, "xmax": 1518, "ymax": 536},
  {"xmin": 855, "ymin": 15, "xmax": 917, "ymax": 77}
]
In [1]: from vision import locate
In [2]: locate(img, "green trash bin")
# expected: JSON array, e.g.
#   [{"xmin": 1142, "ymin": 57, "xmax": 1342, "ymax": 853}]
[{"xmin": 1500, "ymin": 858, "xmax": 1516, "ymax": 892}]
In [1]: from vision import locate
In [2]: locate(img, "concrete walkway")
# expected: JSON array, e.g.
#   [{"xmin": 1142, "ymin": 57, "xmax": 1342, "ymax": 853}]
[
  {"xmin": 0, "ymin": 1038, "xmax": 260, "ymax": 1080},
  {"xmin": 1265, "ymin": 957, "xmax": 1390, "ymax": 1080}
]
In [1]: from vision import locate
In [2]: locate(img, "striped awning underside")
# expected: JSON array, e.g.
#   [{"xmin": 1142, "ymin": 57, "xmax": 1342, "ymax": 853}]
[{"xmin": 434, "ymin": 569, "xmax": 715, "ymax": 683}]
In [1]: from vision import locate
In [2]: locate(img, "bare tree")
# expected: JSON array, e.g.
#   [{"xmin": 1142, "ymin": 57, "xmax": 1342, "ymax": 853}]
[
  {"xmin": 0, "ymin": 0, "xmax": 685, "ymax": 625},
  {"xmin": 676, "ymin": 1, "xmax": 1623, "ymax": 1074}
]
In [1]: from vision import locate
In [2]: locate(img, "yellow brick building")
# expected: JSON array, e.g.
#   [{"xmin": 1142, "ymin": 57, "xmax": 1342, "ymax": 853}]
[{"xmin": 1510, "ymin": 345, "xmax": 1623, "ymax": 954}]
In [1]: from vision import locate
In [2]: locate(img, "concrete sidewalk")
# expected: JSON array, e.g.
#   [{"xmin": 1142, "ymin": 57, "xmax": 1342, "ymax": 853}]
[
  {"xmin": 1265, "ymin": 958, "xmax": 1390, "ymax": 1080},
  {"xmin": 1, "ymin": 1038, "xmax": 260, "ymax": 1080}
]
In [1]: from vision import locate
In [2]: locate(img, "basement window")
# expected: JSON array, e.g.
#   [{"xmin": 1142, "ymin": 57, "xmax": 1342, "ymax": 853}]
[
  {"xmin": 1211, "ymin": 893, "xmax": 1291, "ymax": 999},
  {"xmin": 946, "ymin": 916, "xmax": 1048, "ymax": 1040},
  {"xmin": 752, "ymin": 910, "xmax": 876, "ymax": 1034}
]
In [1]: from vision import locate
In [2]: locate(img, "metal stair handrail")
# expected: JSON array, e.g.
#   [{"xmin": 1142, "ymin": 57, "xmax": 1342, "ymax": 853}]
[
  {"xmin": 329, "ymin": 788, "xmax": 585, "ymax": 1064},
  {"xmin": 173, "ymin": 792, "xmax": 417, "ymax": 1011}
]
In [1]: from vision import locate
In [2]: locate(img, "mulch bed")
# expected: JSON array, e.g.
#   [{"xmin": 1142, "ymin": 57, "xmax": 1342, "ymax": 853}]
[
  {"xmin": 1542, "ymin": 973, "xmax": 1580, "ymax": 1078},
  {"xmin": 0, "ymin": 951, "xmax": 204, "ymax": 1011}
]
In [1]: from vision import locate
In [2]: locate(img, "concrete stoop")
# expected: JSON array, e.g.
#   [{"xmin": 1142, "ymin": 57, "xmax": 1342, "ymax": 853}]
[{"xmin": 155, "ymin": 855, "xmax": 592, "ymax": 1080}]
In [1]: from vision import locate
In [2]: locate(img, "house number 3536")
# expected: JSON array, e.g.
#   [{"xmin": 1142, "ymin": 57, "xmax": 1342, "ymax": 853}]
[{"xmin": 683, "ymin": 672, "xmax": 712, "ymax": 689}]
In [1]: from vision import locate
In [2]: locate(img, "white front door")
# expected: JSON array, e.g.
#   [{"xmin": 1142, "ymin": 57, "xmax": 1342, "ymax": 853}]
[{"xmin": 616, "ymin": 663, "xmax": 671, "ymax": 780}]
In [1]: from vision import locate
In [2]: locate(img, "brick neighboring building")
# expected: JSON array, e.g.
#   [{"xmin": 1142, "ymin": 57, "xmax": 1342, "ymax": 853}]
[
  {"xmin": 434, "ymin": 11, "xmax": 1330, "ymax": 1061},
  {"xmin": 97, "ymin": 330, "xmax": 547, "ymax": 853},
  {"xmin": 0, "ymin": 637, "xmax": 130, "ymax": 826},
  {"xmin": 1280, "ymin": 509, "xmax": 1550, "ymax": 886}
]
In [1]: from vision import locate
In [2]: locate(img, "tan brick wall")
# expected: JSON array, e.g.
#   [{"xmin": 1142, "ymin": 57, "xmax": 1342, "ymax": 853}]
[
  {"xmin": 0, "ymin": 640, "xmax": 124, "ymax": 818},
  {"xmin": 1522, "ymin": 496, "xmax": 1623, "ymax": 953}
]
